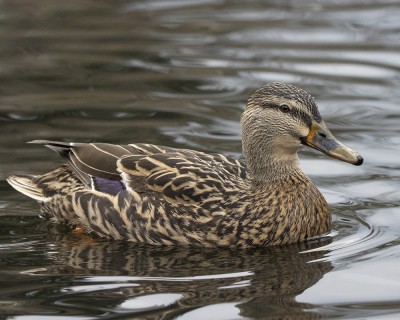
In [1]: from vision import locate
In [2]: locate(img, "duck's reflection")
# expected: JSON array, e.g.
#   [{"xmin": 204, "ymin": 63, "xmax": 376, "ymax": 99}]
[{"xmin": 43, "ymin": 232, "xmax": 332, "ymax": 319}]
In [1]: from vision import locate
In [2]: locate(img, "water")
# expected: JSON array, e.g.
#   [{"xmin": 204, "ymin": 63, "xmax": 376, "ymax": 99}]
[{"xmin": 0, "ymin": 0, "xmax": 399, "ymax": 318}]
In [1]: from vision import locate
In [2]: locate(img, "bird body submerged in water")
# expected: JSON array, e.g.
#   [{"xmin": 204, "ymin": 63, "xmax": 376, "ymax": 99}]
[{"xmin": 7, "ymin": 83, "xmax": 363, "ymax": 247}]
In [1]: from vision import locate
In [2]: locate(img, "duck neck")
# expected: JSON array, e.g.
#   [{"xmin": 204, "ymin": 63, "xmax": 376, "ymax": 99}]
[
  {"xmin": 240, "ymin": 107, "xmax": 304, "ymax": 183},
  {"xmin": 243, "ymin": 140, "xmax": 303, "ymax": 184},
  {"xmin": 246, "ymin": 151, "xmax": 302, "ymax": 183}
]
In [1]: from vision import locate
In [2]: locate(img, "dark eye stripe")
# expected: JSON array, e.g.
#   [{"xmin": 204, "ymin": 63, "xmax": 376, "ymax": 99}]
[
  {"xmin": 294, "ymin": 110, "xmax": 312, "ymax": 127},
  {"xmin": 260, "ymin": 103, "xmax": 312, "ymax": 127},
  {"xmin": 261, "ymin": 103, "xmax": 312, "ymax": 128},
  {"xmin": 260, "ymin": 102, "xmax": 279, "ymax": 109}
]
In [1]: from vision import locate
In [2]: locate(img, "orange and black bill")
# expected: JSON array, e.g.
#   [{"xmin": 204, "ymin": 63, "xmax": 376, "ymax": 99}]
[{"xmin": 301, "ymin": 121, "xmax": 363, "ymax": 166}]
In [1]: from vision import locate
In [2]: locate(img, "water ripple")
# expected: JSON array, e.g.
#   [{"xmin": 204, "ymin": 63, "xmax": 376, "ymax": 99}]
[{"xmin": 0, "ymin": 0, "xmax": 399, "ymax": 319}]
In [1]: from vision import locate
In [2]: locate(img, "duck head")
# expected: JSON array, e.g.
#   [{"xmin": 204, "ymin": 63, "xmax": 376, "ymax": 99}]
[{"xmin": 241, "ymin": 82, "xmax": 363, "ymax": 180}]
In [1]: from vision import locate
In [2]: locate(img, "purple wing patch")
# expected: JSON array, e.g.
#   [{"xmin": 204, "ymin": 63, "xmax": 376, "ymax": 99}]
[{"xmin": 92, "ymin": 177, "xmax": 125, "ymax": 195}]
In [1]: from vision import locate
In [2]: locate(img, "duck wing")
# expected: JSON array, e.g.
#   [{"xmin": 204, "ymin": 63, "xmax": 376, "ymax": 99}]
[
  {"xmin": 30, "ymin": 140, "xmax": 247, "ymax": 209},
  {"xmin": 29, "ymin": 140, "xmax": 190, "ymax": 188},
  {"xmin": 118, "ymin": 150, "xmax": 247, "ymax": 211}
]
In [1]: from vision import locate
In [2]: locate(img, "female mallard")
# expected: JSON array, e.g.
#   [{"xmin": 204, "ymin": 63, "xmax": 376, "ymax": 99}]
[{"xmin": 7, "ymin": 82, "xmax": 363, "ymax": 247}]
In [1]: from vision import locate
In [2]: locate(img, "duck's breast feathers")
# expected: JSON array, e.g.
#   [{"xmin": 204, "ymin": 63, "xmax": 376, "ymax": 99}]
[{"xmin": 117, "ymin": 151, "xmax": 247, "ymax": 209}]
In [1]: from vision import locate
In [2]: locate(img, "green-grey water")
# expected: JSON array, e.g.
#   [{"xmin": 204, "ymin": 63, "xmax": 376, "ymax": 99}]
[{"xmin": 1, "ymin": 0, "xmax": 400, "ymax": 319}]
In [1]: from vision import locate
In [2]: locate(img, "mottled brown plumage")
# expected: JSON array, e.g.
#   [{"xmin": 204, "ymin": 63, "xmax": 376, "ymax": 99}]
[{"xmin": 7, "ymin": 82, "xmax": 363, "ymax": 247}]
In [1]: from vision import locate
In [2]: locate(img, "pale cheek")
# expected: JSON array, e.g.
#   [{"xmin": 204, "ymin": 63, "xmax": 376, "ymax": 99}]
[
  {"xmin": 298, "ymin": 126, "xmax": 310, "ymax": 138},
  {"xmin": 275, "ymin": 135, "xmax": 302, "ymax": 149}
]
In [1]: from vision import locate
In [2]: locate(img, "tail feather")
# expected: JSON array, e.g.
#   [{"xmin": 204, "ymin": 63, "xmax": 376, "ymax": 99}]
[
  {"xmin": 28, "ymin": 140, "xmax": 92, "ymax": 187},
  {"xmin": 29, "ymin": 140, "xmax": 72, "ymax": 157},
  {"xmin": 7, "ymin": 175, "xmax": 49, "ymax": 202}
]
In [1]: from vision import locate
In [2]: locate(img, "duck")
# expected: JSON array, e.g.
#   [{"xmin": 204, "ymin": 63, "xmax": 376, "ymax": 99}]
[{"xmin": 7, "ymin": 82, "xmax": 363, "ymax": 247}]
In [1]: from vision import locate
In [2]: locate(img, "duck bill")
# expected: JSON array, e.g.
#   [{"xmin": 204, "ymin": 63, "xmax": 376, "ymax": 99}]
[{"xmin": 301, "ymin": 121, "xmax": 363, "ymax": 166}]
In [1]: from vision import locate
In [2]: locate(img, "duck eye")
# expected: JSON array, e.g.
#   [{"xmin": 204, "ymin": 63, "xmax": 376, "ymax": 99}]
[{"xmin": 279, "ymin": 104, "xmax": 291, "ymax": 113}]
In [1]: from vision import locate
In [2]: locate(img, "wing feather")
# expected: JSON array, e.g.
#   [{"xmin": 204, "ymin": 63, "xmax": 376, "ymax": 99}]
[
  {"xmin": 29, "ymin": 140, "xmax": 247, "ymax": 208},
  {"xmin": 118, "ymin": 151, "xmax": 247, "ymax": 209},
  {"xmin": 30, "ymin": 141, "xmax": 187, "ymax": 187}
]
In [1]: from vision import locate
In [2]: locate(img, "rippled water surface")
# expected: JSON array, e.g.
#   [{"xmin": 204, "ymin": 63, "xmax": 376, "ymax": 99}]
[{"xmin": 1, "ymin": 0, "xmax": 400, "ymax": 319}]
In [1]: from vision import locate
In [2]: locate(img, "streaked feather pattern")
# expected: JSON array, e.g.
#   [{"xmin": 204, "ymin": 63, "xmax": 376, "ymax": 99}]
[
  {"xmin": 7, "ymin": 139, "xmax": 328, "ymax": 247},
  {"xmin": 118, "ymin": 151, "xmax": 246, "ymax": 208},
  {"xmin": 7, "ymin": 83, "xmax": 363, "ymax": 247}
]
